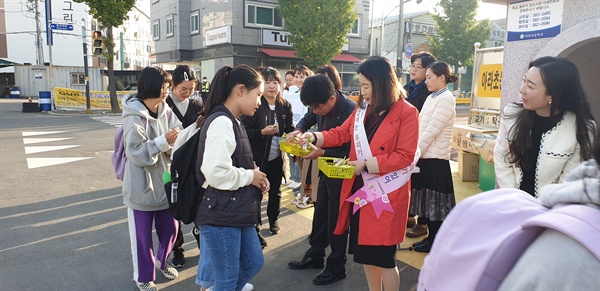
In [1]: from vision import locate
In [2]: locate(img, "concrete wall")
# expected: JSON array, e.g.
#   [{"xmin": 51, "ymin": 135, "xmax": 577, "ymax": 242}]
[{"xmin": 499, "ymin": 0, "xmax": 600, "ymax": 123}]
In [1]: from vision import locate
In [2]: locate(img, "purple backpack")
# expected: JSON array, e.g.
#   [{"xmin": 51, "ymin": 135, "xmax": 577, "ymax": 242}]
[
  {"xmin": 418, "ymin": 188, "xmax": 600, "ymax": 290},
  {"xmin": 112, "ymin": 117, "xmax": 146, "ymax": 181}
]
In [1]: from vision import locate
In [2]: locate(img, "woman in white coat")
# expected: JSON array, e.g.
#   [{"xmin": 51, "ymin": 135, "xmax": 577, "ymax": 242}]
[{"xmin": 494, "ymin": 56, "xmax": 596, "ymax": 197}]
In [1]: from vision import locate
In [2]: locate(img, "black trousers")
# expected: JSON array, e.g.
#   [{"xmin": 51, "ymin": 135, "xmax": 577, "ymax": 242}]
[
  {"xmin": 173, "ymin": 220, "xmax": 184, "ymax": 252},
  {"xmin": 262, "ymin": 156, "xmax": 284, "ymax": 223},
  {"xmin": 304, "ymin": 175, "xmax": 348, "ymax": 275}
]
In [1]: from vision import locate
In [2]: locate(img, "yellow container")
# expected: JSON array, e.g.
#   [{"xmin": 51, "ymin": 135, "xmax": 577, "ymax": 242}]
[
  {"xmin": 318, "ymin": 157, "xmax": 355, "ymax": 179},
  {"xmin": 280, "ymin": 140, "xmax": 313, "ymax": 157}
]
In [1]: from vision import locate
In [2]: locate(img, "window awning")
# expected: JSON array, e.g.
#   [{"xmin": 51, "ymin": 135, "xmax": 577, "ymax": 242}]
[
  {"xmin": 258, "ymin": 48, "xmax": 361, "ymax": 63},
  {"xmin": 0, "ymin": 58, "xmax": 19, "ymax": 68}
]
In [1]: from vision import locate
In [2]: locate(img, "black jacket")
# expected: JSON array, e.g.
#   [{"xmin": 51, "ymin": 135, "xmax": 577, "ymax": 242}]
[
  {"xmin": 195, "ymin": 105, "xmax": 262, "ymax": 227},
  {"xmin": 241, "ymin": 96, "xmax": 295, "ymax": 169},
  {"xmin": 296, "ymin": 91, "xmax": 356, "ymax": 159},
  {"xmin": 166, "ymin": 95, "xmax": 203, "ymax": 128},
  {"xmin": 404, "ymin": 82, "xmax": 432, "ymax": 113}
]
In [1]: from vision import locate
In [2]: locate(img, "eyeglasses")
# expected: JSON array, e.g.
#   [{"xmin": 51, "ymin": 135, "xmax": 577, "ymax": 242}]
[
  {"xmin": 411, "ymin": 64, "xmax": 425, "ymax": 70},
  {"xmin": 162, "ymin": 84, "xmax": 172, "ymax": 91},
  {"xmin": 177, "ymin": 86, "xmax": 195, "ymax": 94},
  {"xmin": 308, "ymin": 103, "xmax": 325, "ymax": 112}
]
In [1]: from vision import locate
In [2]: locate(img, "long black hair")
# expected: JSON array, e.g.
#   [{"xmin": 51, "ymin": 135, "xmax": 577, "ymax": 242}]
[
  {"xmin": 356, "ymin": 56, "xmax": 404, "ymax": 116},
  {"xmin": 197, "ymin": 64, "xmax": 263, "ymax": 127},
  {"xmin": 508, "ymin": 56, "xmax": 596, "ymax": 167}
]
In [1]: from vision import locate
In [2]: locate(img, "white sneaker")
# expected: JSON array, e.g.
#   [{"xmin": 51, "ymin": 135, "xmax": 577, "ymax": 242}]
[
  {"xmin": 136, "ymin": 281, "xmax": 158, "ymax": 291},
  {"xmin": 282, "ymin": 178, "xmax": 293, "ymax": 185},
  {"xmin": 290, "ymin": 193, "xmax": 301, "ymax": 205},
  {"xmin": 242, "ymin": 283, "xmax": 254, "ymax": 291},
  {"xmin": 288, "ymin": 182, "xmax": 301, "ymax": 189},
  {"xmin": 160, "ymin": 266, "xmax": 179, "ymax": 280},
  {"xmin": 297, "ymin": 196, "xmax": 314, "ymax": 209}
]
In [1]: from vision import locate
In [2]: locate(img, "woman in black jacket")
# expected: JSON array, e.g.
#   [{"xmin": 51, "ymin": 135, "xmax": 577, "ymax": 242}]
[{"xmin": 241, "ymin": 67, "xmax": 294, "ymax": 235}]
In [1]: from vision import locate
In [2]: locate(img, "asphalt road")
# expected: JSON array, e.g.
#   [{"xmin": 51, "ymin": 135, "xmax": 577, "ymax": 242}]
[{"xmin": 0, "ymin": 99, "xmax": 471, "ymax": 290}]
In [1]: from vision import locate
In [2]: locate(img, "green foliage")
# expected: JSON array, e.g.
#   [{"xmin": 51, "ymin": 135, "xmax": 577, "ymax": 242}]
[
  {"xmin": 428, "ymin": 0, "xmax": 491, "ymax": 73},
  {"xmin": 278, "ymin": 0, "xmax": 357, "ymax": 68}
]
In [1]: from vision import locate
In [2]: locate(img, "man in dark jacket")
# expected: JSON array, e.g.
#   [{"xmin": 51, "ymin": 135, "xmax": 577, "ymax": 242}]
[{"xmin": 286, "ymin": 74, "xmax": 356, "ymax": 286}]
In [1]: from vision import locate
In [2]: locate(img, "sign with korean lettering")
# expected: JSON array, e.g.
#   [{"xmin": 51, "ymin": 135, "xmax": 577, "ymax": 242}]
[
  {"xmin": 507, "ymin": 0, "xmax": 564, "ymax": 42},
  {"xmin": 477, "ymin": 64, "xmax": 502, "ymax": 98}
]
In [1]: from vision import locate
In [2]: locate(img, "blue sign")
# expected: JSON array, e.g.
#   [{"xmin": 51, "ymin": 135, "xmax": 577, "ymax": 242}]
[
  {"xmin": 50, "ymin": 23, "xmax": 74, "ymax": 31},
  {"xmin": 404, "ymin": 43, "xmax": 413, "ymax": 58}
]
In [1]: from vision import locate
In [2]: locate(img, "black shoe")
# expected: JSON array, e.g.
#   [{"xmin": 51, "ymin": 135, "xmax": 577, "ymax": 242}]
[
  {"xmin": 171, "ymin": 248, "xmax": 185, "ymax": 268},
  {"xmin": 288, "ymin": 257, "xmax": 325, "ymax": 269},
  {"xmin": 258, "ymin": 232, "xmax": 268, "ymax": 249},
  {"xmin": 269, "ymin": 220, "xmax": 280, "ymax": 234},
  {"xmin": 413, "ymin": 240, "xmax": 432, "ymax": 253},
  {"xmin": 313, "ymin": 270, "xmax": 347, "ymax": 285},
  {"xmin": 412, "ymin": 238, "xmax": 429, "ymax": 248}
]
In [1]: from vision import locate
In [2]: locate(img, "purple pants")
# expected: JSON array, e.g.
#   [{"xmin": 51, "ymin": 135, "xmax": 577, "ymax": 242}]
[{"xmin": 127, "ymin": 207, "xmax": 178, "ymax": 283}]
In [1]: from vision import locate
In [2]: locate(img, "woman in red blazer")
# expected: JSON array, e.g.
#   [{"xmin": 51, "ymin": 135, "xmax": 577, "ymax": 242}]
[{"xmin": 301, "ymin": 57, "xmax": 419, "ymax": 290}]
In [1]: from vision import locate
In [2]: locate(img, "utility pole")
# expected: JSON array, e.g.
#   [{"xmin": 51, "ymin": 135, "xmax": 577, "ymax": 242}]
[
  {"xmin": 34, "ymin": 0, "xmax": 44, "ymax": 65},
  {"xmin": 81, "ymin": 19, "xmax": 92, "ymax": 114},
  {"xmin": 397, "ymin": 1, "xmax": 404, "ymax": 84}
]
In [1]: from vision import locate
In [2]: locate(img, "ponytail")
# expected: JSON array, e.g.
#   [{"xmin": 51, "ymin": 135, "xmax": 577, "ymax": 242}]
[{"xmin": 197, "ymin": 65, "xmax": 263, "ymax": 128}]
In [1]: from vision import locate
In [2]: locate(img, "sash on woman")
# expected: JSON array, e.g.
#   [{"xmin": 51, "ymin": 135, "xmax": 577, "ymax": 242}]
[{"xmin": 346, "ymin": 102, "xmax": 419, "ymax": 218}]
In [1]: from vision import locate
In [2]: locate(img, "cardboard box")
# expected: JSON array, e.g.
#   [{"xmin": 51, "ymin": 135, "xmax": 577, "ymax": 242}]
[
  {"xmin": 458, "ymin": 151, "xmax": 479, "ymax": 182},
  {"xmin": 452, "ymin": 124, "xmax": 498, "ymax": 153}
]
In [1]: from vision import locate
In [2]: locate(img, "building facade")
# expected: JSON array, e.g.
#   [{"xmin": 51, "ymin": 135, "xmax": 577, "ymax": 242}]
[{"xmin": 150, "ymin": 0, "xmax": 371, "ymax": 91}]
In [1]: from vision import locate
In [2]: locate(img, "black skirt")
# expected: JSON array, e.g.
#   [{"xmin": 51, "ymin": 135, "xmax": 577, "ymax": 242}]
[
  {"xmin": 409, "ymin": 158, "xmax": 456, "ymax": 221},
  {"xmin": 348, "ymin": 208, "xmax": 397, "ymax": 268}
]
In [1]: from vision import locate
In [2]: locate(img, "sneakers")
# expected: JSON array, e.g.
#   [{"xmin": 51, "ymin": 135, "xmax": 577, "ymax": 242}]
[
  {"xmin": 160, "ymin": 266, "xmax": 179, "ymax": 280},
  {"xmin": 205, "ymin": 283, "xmax": 253, "ymax": 291},
  {"xmin": 290, "ymin": 193, "xmax": 301, "ymax": 205},
  {"xmin": 136, "ymin": 282, "xmax": 158, "ymax": 291},
  {"xmin": 282, "ymin": 178, "xmax": 293, "ymax": 185},
  {"xmin": 171, "ymin": 248, "xmax": 185, "ymax": 268},
  {"xmin": 288, "ymin": 181, "xmax": 301, "ymax": 189},
  {"xmin": 297, "ymin": 196, "xmax": 313, "ymax": 209}
]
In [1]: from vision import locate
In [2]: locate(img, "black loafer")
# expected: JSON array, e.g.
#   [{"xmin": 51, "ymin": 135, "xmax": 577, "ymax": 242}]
[
  {"xmin": 269, "ymin": 220, "xmax": 280, "ymax": 234},
  {"xmin": 288, "ymin": 257, "xmax": 324, "ymax": 269},
  {"xmin": 413, "ymin": 240, "xmax": 432, "ymax": 253},
  {"xmin": 412, "ymin": 238, "xmax": 429, "ymax": 248},
  {"xmin": 313, "ymin": 270, "xmax": 346, "ymax": 285}
]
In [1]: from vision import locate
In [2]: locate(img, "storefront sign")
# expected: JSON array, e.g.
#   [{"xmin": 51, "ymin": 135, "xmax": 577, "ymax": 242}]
[
  {"xmin": 477, "ymin": 64, "xmax": 503, "ymax": 98},
  {"xmin": 206, "ymin": 25, "xmax": 231, "ymax": 46},
  {"xmin": 507, "ymin": 0, "xmax": 563, "ymax": 42},
  {"xmin": 262, "ymin": 29, "xmax": 348, "ymax": 50}
]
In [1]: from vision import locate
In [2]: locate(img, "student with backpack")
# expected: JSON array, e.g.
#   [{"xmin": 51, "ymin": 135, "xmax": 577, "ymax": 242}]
[
  {"xmin": 194, "ymin": 65, "xmax": 269, "ymax": 291},
  {"xmin": 121, "ymin": 67, "xmax": 182, "ymax": 291},
  {"xmin": 164, "ymin": 65, "xmax": 203, "ymax": 268}
]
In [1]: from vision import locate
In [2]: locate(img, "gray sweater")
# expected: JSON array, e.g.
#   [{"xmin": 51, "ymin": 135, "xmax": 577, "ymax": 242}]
[
  {"xmin": 499, "ymin": 159, "xmax": 600, "ymax": 290},
  {"xmin": 121, "ymin": 94, "xmax": 182, "ymax": 211}
]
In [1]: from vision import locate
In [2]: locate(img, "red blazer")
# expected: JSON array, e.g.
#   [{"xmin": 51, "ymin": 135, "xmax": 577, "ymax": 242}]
[{"xmin": 319, "ymin": 99, "xmax": 419, "ymax": 246}]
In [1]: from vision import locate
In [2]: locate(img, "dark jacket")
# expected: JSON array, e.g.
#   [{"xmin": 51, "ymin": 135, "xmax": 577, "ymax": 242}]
[
  {"xmin": 241, "ymin": 96, "xmax": 295, "ymax": 169},
  {"xmin": 296, "ymin": 91, "xmax": 356, "ymax": 159},
  {"xmin": 166, "ymin": 95, "xmax": 203, "ymax": 128},
  {"xmin": 195, "ymin": 106, "xmax": 262, "ymax": 227},
  {"xmin": 404, "ymin": 81, "xmax": 432, "ymax": 112}
]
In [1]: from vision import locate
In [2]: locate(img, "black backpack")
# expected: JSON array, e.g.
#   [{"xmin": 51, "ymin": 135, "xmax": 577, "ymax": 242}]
[{"xmin": 164, "ymin": 109, "xmax": 229, "ymax": 224}]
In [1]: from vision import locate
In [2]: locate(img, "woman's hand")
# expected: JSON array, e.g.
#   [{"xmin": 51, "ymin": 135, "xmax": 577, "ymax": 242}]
[
  {"xmin": 348, "ymin": 160, "xmax": 367, "ymax": 176},
  {"xmin": 165, "ymin": 128, "xmax": 180, "ymax": 145},
  {"xmin": 285, "ymin": 130, "xmax": 302, "ymax": 143},
  {"xmin": 261, "ymin": 125, "xmax": 278, "ymax": 136}
]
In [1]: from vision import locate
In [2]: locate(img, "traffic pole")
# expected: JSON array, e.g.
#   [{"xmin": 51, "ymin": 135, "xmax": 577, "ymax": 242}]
[{"xmin": 81, "ymin": 18, "xmax": 92, "ymax": 114}]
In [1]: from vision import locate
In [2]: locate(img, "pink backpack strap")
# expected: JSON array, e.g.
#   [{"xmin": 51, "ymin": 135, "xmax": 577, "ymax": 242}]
[{"xmin": 522, "ymin": 204, "xmax": 600, "ymax": 260}]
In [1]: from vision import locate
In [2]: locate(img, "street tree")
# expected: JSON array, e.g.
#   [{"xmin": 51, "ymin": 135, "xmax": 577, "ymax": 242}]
[
  {"xmin": 428, "ymin": 0, "xmax": 490, "ymax": 90},
  {"xmin": 278, "ymin": 0, "xmax": 357, "ymax": 68},
  {"xmin": 74, "ymin": 0, "xmax": 136, "ymax": 113}
]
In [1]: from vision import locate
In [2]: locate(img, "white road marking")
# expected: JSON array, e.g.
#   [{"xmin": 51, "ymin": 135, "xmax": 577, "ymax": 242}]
[
  {"xmin": 22, "ymin": 131, "xmax": 66, "ymax": 137},
  {"xmin": 24, "ymin": 145, "xmax": 81, "ymax": 154},
  {"xmin": 90, "ymin": 116, "xmax": 123, "ymax": 128},
  {"xmin": 26, "ymin": 157, "xmax": 93, "ymax": 169},
  {"xmin": 23, "ymin": 137, "xmax": 73, "ymax": 144}
]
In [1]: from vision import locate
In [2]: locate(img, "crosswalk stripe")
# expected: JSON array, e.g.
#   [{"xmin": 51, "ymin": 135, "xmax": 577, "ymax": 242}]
[
  {"xmin": 24, "ymin": 145, "xmax": 81, "ymax": 154},
  {"xmin": 22, "ymin": 131, "xmax": 66, "ymax": 137},
  {"xmin": 23, "ymin": 137, "xmax": 73, "ymax": 144},
  {"xmin": 26, "ymin": 157, "xmax": 93, "ymax": 169}
]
